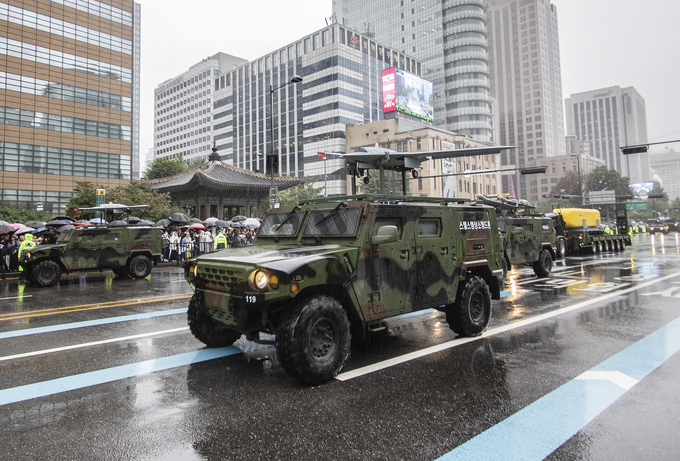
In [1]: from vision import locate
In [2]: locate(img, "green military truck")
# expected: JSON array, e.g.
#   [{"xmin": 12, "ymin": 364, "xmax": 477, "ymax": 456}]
[
  {"xmin": 477, "ymin": 194, "xmax": 556, "ymax": 279},
  {"xmin": 183, "ymin": 195, "xmax": 505, "ymax": 384},
  {"xmin": 20, "ymin": 225, "xmax": 162, "ymax": 287}
]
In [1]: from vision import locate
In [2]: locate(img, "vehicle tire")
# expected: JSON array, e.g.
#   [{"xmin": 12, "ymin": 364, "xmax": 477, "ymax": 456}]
[
  {"xmin": 33, "ymin": 260, "xmax": 62, "ymax": 287},
  {"xmin": 187, "ymin": 291, "xmax": 241, "ymax": 347},
  {"xmin": 446, "ymin": 276, "xmax": 492, "ymax": 337},
  {"xmin": 128, "ymin": 255, "xmax": 152, "ymax": 279},
  {"xmin": 555, "ymin": 237, "xmax": 567, "ymax": 260},
  {"xmin": 275, "ymin": 295, "xmax": 351, "ymax": 385},
  {"xmin": 112, "ymin": 266, "xmax": 130, "ymax": 277},
  {"xmin": 533, "ymin": 249, "xmax": 552, "ymax": 278},
  {"xmin": 619, "ymin": 240, "xmax": 626, "ymax": 251}
]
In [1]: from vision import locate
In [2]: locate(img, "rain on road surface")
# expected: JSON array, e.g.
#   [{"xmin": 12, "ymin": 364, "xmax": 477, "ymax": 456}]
[{"xmin": 1, "ymin": 233, "xmax": 679, "ymax": 460}]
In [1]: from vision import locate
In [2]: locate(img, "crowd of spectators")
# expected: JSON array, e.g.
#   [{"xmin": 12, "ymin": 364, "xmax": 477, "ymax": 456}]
[{"xmin": 161, "ymin": 227, "xmax": 257, "ymax": 262}]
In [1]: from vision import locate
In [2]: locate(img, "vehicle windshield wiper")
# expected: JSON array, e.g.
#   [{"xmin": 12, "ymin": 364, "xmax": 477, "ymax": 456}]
[
  {"xmin": 276, "ymin": 205, "xmax": 301, "ymax": 230},
  {"xmin": 316, "ymin": 202, "xmax": 347, "ymax": 226}
]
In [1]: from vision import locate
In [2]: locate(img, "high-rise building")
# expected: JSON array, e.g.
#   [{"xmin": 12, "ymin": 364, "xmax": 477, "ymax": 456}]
[
  {"xmin": 211, "ymin": 24, "xmax": 423, "ymax": 196},
  {"xmin": 0, "ymin": 0, "xmax": 141, "ymax": 213},
  {"xmin": 486, "ymin": 0, "xmax": 566, "ymax": 204},
  {"xmin": 648, "ymin": 147, "xmax": 680, "ymax": 201},
  {"xmin": 153, "ymin": 53, "xmax": 247, "ymax": 163},
  {"xmin": 332, "ymin": 0, "xmax": 495, "ymax": 143},
  {"xmin": 565, "ymin": 86, "xmax": 649, "ymax": 183}
]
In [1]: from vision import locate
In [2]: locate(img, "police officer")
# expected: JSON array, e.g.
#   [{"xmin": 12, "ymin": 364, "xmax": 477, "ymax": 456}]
[
  {"xmin": 214, "ymin": 228, "xmax": 227, "ymax": 250},
  {"xmin": 17, "ymin": 233, "xmax": 37, "ymax": 281}
]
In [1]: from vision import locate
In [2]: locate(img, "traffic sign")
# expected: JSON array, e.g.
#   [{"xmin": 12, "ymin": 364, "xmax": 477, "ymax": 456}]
[{"xmin": 626, "ymin": 202, "xmax": 647, "ymax": 210}]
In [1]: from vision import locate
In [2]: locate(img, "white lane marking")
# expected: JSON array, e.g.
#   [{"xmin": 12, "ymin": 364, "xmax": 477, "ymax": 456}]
[
  {"xmin": 0, "ymin": 327, "xmax": 189, "ymax": 362},
  {"xmin": 575, "ymin": 370, "xmax": 639, "ymax": 390},
  {"xmin": 0, "ymin": 295, "xmax": 33, "ymax": 301},
  {"xmin": 336, "ymin": 270, "xmax": 680, "ymax": 381}
]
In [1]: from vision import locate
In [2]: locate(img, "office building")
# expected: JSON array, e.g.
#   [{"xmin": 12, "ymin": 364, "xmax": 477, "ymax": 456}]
[
  {"xmin": 332, "ymin": 0, "xmax": 495, "ymax": 143},
  {"xmin": 565, "ymin": 86, "xmax": 649, "ymax": 182},
  {"xmin": 153, "ymin": 52, "xmax": 247, "ymax": 162},
  {"xmin": 0, "ymin": 0, "xmax": 141, "ymax": 213},
  {"xmin": 648, "ymin": 147, "xmax": 680, "ymax": 201},
  {"xmin": 210, "ymin": 24, "xmax": 424, "ymax": 196},
  {"xmin": 486, "ymin": 0, "xmax": 566, "ymax": 204},
  {"xmin": 345, "ymin": 118, "xmax": 499, "ymax": 199}
]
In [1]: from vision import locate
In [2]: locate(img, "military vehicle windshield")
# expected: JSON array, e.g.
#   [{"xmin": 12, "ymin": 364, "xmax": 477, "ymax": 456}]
[
  {"xmin": 302, "ymin": 207, "xmax": 361, "ymax": 236},
  {"xmin": 258, "ymin": 210, "xmax": 305, "ymax": 236},
  {"xmin": 56, "ymin": 230, "xmax": 74, "ymax": 243}
]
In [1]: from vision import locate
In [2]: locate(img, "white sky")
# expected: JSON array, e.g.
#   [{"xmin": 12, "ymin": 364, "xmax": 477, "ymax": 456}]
[{"xmin": 136, "ymin": 0, "xmax": 680, "ymax": 161}]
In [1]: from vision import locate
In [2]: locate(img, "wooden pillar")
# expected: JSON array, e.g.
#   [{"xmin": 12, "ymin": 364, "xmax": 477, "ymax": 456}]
[
  {"xmin": 246, "ymin": 197, "xmax": 251, "ymax": 218},
  {"xmin": 219, "ymin": 196, "xmax": 224, "ymax": 219}
]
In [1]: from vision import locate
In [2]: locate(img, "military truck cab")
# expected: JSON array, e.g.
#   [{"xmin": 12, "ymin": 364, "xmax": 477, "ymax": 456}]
[{"xmin": 183, "ymin": 196, "xmax": 504, "ymax": 384}]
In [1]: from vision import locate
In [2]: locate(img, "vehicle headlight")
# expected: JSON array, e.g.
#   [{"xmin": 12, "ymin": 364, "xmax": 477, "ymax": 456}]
[{"xmin": 254, "ymin": 270, "xmax": 268, "ymax": 290}]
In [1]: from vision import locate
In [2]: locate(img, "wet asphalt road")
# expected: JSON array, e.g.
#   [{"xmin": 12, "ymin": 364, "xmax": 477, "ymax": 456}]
[{"xmin": 1, "ymin": 233, "xmax": 680, "ymax": 460}]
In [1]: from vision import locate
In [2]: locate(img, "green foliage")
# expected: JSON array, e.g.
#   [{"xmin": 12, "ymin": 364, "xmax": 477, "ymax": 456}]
[
  {"xmin": 0, "ymin": 206, "xmax": 53, "ymax": 224},
  {"xmin": 277, "ymin": 183, "xmax": 325, "ymax": 209},
  {"xmin": 142, "ymin": 157, "xmax": 205, "ymax": 180},
  {"xmin": 586, "ymin": 166, "xmax": 631, "ymax": 199},
  {"xmin": 554, "ymin": 170, "xmax": 587, "ymax": 206},
  {"xmin": 66, "ymin": 181, "xmax": 180, "ymax": 222}
]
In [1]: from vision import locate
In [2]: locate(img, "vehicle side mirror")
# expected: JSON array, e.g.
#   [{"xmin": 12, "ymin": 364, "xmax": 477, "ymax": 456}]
[
  {"xmin": 373, "ymin": 225, "xmax": 399, "ymax": 245},
  {"xmin": 512, "ymin": 227, "xmax": 523, "ymax": 235}
]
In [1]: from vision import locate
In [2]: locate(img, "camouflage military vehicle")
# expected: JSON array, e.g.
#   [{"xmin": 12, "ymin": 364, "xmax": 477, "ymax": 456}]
[
  {"xmin": 20, "ymin": 225, "xmax": 162, "ymax": 287},
  {"xmin": 477, "ymin": 194, "xmax": 556, "ymax": 279},
  {"xmin": 183, "ymin": 196, "xmax": 505, "ymax": 384}
]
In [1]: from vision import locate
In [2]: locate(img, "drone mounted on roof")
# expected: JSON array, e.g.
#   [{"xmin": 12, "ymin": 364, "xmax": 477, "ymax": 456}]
[{"xmin": 327, "ymin": 144, "xmax": 514, "ymax": 194}]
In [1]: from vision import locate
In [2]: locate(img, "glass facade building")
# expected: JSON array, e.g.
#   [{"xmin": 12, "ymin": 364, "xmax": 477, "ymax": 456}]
[
  {"xmin": 0, "ymin": 0, "xmax": 140, "ymax": 213},
  {"xmin": 211, "ymin": 24, "xmax": 423, "ymax": 196},
  {"xmin": 486, "ymin": 0, "xmax": 566, "ymax": 203},
  {"xmin": 333, "ymin": 0, "xmax": 494, "ymax": 143}
]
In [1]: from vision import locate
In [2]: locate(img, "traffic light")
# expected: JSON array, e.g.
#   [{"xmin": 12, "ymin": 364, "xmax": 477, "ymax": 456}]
[
  {"xmin": 519, "ymin": 166, "xmax": 547, "ymax": 175},
  {"xmin": 621, "ymin": 145, "xmax": 648, "ymax": 155}
]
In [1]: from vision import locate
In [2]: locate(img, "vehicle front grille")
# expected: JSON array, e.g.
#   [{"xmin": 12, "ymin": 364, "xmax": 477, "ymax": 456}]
[{"xmin": 197, "ymin": 265, "xmax": 245, "ymax": 291}]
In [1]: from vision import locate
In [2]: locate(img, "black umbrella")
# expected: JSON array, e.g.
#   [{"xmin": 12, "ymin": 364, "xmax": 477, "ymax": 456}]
[
  {"xmin": 15, "ymin": 227, "xmax": 35, "ymax": 235},
  {"xmin": 156, "ymin": 219, "xmax": 171, "ymax": 228},
  {"xmin": 109, "ymin": 220, "xmax": 127, "ymax": 226},
  {"xmin": 31, "ymin": 226, "xmax": 51, "ymax": 234},
  {"xmin": 137, "ymin": 220, "xmax": 156, "ymax": 226},
  {"xmin": 168, "ymin": 213, "xmax": 190, "ymax": 224},
  {"xmin": 56, "ymin": 224, "xmax": 76, "ymax": 232},
  {"xmin": 231, "ymin": 215, "xmax": 247, "ymax": 222},
  {"xmin": 53, "ymin": 216, "xmax": 75, "ymax": 222},
  {"xmin": 190, "ymin": 217, "xmax": 203, "ymax": 223},
  {"xmin": 46, "ymin": 219, "xmax": 72, "ymax": 227},
  {"xmin": 0, "ymin": 224, "xmax": 14, "ymax": 234},
  {"xmin": 24, "ymin": 221, "xmax": 46, "ymax": 228},
  {"xmin": 215, "ymin": 220, "xmax": 229, "ymax": 228},
  {"xmin": 126, "ymin": 216, "xmax": 142, "ymax": 223}
]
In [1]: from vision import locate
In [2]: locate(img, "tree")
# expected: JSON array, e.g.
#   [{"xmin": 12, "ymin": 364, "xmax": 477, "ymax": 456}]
[
  {"xmin": 553, "ymin": 170, "xmax": 588, "ymax": 206},
  {"xmin": 0, "ymin": 206, "xmax": 53, "ymax": 224},
  {"xmin": 142, "ymin": 157, "xmax": 205, "ymax": 180},
  {"xmin": 586, "ymin": 166, "xmax": 631, "ymax": 199},
  {"xmin": 277, "ymin": 183, "xmax": 325, "ymax": 209},
  {"xmin": 66, "ymin": 181, "xmax": 182, "ymax": 222}
]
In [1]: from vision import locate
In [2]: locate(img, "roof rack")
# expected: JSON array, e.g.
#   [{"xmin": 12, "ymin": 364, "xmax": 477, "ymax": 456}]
[{"xmin": 298, "ymin": 194, "xmax": 471, "ymax": 206}]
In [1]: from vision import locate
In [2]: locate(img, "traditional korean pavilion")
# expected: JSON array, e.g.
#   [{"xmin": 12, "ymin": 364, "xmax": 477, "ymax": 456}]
[{"xmin": 147, "ymin": 147, "xmax": 302, "ymax": 220}]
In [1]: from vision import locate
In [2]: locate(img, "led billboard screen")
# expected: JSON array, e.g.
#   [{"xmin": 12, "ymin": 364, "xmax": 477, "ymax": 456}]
[
  {"xmin": 629, "ymin": 182, "xmax": 655, "ymax": 196},
  {"xmin": 382, "ymin": 67, "xmax": 434, "ymax": 122}
]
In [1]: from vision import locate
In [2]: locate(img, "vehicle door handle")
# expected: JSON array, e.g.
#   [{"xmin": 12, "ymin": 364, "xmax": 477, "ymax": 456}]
[{"xmin": 400, "ymin": 250, "xmax": 409, "ymax": 260}]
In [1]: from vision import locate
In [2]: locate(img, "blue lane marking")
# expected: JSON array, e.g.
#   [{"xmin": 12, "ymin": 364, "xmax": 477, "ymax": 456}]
[
  {"xmin": 436, "ymin": 315, "xmax": 680, "ymax": 461},
  {"xmin": 0, "ymin": 346, "xmax": 241, "ymax": 406},
  {"xmin": 500, "ymin": 289, "xmax": 532, "ymax": 298},
  {"xmin": 0, "ymin": 308, "xmax": 188, "ymax": 340}
]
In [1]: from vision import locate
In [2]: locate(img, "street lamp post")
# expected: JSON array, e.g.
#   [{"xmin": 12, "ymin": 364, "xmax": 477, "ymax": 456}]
[
  {"xmin": 572, "ymin": 151, "xmax": 584, "ymax": 205},
  {"xmin": 269, "ymin": 75, "xmax": 302, "ymax": 208}
]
